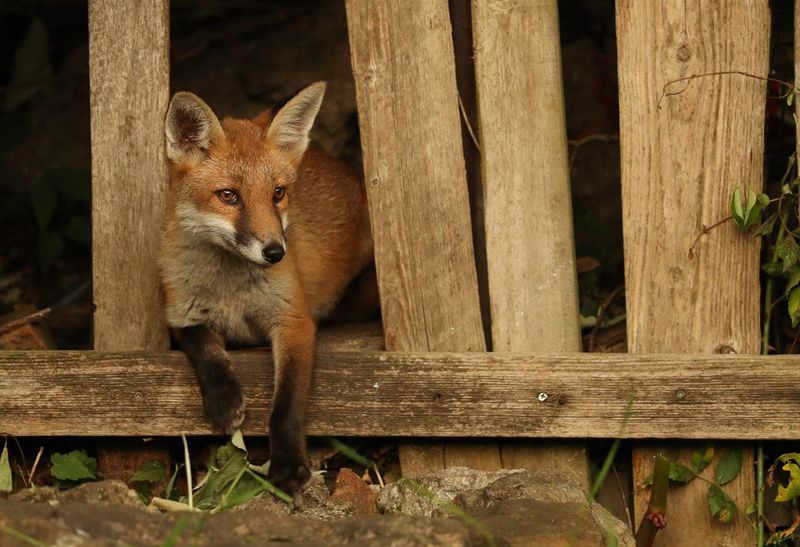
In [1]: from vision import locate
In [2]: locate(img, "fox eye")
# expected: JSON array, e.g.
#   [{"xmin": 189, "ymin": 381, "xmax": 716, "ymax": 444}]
[
  {"xmin": 273, "ymin": 186, "xmax": 285, "ymax": 202},
  {"xmin": 216, "ymin": 189, "xmax": 239, "ymax": 205}
]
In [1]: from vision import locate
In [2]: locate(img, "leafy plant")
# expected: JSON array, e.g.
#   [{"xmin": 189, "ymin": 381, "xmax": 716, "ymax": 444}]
[
  {"xmin": 641, "ymin": 446, "xmax": 744, "ymax": 524},
  {"xmin": 49, "ymin": 449, "xmax": 97, "ymax": 489},
  {"xmin": 130, "ymin": 458, "xmax": 167, "ymax": 504}
]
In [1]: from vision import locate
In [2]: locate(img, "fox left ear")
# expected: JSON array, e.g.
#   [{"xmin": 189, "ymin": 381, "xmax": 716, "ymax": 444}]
[
  {"xmin": 165, "ymin": 92, "xmax": 225, "ymax": 163},
  {"xmin": 266, "ymin": 81, "xmax": 326, "ymax": 164}
]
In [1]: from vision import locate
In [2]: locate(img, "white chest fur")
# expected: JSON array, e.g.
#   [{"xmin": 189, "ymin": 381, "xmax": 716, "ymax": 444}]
[{"xmin": 160, "ymin": 234, "xmax": 290, "ymax": 345}]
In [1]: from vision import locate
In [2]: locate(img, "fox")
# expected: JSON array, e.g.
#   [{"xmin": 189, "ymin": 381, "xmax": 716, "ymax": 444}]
[{"xmin": 158, "ymin": 82, "xmax": 375, "ymax": 495}]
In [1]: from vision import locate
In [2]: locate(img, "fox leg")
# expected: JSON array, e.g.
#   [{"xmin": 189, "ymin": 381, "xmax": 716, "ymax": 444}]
[
  {"xmin": 178, "ymin": 325, "xmax": 245, "ymax": 435},
  {"xmin": 266, "ymin": 314, "xmax": 316, "ymax": 495}
]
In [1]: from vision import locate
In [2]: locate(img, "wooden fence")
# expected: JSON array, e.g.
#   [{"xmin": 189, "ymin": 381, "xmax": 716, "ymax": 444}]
[{"xmin": 0, "ymin": 0, "xmax": 789, "ymax": 545}]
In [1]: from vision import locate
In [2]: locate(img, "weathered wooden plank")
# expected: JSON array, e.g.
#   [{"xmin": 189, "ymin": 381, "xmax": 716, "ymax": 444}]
[
  {"xmin": 88, "ymin": 0, "xmax": 170, "ymax": 351},
  {"xmin": 2, "ymin": 351, "xmax": 799, "ymax": 438},
  {"xmin": 472, "ymin": 0, "xmax": 587, "ymax": 485},
  {"xmin": 345, "ymin": 0, "xmax": 492, "ymax": 475},
  {"xmin": 617, "ymin": 1, "xmax": 769, "ymax": 544}
]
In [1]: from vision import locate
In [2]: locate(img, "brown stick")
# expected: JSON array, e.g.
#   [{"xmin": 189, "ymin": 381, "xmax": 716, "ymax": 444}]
[
  {"xmin": 587, "ymin": 286, "xmax": 624, "ymax": 352},
  {"xmin": 0, "ymin": 308, "xmax": 51, "ymax": 336}
]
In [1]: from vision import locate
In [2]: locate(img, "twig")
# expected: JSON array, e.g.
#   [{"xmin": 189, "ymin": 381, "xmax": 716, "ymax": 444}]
[
  {"xmin": 28, "ymin": 447, "xmax": 43, "ymax": 487},
  {"xmin": 372, "ymin": 462, "xmax": 385, "ymax": 489},
  {"xmin": 612, "ymin": 464, "xmax": 634, "ymax": 531},
  {"xmin": 568, "ymin": 134, "xmax": 619, "ymax": 171},
  {"xmin": 181, "ymin": 433, "xmax": 193, "ymax": 509},
  {"xmin": 688, "ymin": 217, "xmax": 732, "ymax": 258},
  {"xmin": 457, "ymin": 93, "xmax": 480, "ymax": 152},
  {"xmin": 658, "ymin": 71, "xmax": 799, "ymax": 110},
  {"xmin": 587, "ymin": 286, "xmax": 625, "ymax": 352},
  {"xmin": 0, "ymin": 308, "xmax": 51, "ymax": 336}
]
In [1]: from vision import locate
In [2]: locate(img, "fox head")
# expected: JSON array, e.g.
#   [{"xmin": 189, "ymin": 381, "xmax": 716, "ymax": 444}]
[{"xmin": 164, "ymin": 82, "xmax": 326, "ymax": 266}]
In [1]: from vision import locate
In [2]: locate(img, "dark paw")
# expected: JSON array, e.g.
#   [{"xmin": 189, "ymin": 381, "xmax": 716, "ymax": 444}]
[
  {"xmin": 201, "ymin": 374, "xmax": 246, "ymax": 435},
  {"xmin": 267, "ymin": 453, "xmax": 311, "ymax": 497}
]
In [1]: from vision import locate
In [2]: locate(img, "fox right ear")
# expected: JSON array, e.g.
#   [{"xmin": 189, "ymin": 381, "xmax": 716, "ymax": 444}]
[{"xmin": 165, "ymin": 92, "xmax": 225, "ymax": 162}]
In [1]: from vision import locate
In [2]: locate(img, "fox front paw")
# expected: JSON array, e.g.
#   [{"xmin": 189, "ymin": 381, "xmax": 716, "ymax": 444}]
[
  {"xmin": 201, "ymin": 375, "xmax": 246, "ymax": 435},
  {"xmin": 267, "ymin": 453, "xmax": 311, "ymax": 497}
]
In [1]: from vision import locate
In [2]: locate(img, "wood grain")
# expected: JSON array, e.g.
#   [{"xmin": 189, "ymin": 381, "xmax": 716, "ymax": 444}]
[
  {"xmin": 2, "ymin": 350, "xmax": 799, "ymax": 438},
  {"xmin": 89, "ymin": 0, "xmax": 170, "ymax": 351},
  {"xmin": 472, "ymin": 0, "xmax": 587, "ymax": 484},
  {"xmin": 345, "ymin": 0, "xmax": 493, "ymax": 475},
  {"xmin": 617, "ymin": 1, "xmax": 769, "ymax": 544}
]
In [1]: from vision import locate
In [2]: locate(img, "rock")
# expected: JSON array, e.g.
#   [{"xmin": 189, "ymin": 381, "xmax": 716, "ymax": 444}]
[
  {"xmin": 379, "ymin": 467, "xmax": 634, "ymax": 546},
  {"xmin": 238, "ymin": 472, "xmax": 354, "ymax": 521},
  {"xmin": 0, "ymin": 498, "xmax": 472, "ymax": 546},
  {"xmin": 11, "ymin": 480, "xmax": 143, "ymax": 509},
  {"xmin": 330, "ymin": 468, "xmax": 378, "ymax": 514},
  {"xmin": 377, "ymin": 466, "xmax": 522, "ymax": 516}
]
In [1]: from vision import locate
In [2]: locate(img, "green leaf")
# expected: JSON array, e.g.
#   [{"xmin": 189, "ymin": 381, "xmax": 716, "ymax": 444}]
[
  {"xmin": 161, "ymin": 464, "xmax": 182, "ymax": 501},
  {"xmin": 691, "ymin": 445, "xmax": 714, "ymax": 475},
  {"xmin": 775, "ymin": 461, "xmax": 800, "ymax": 503},
  {"xmin": 715, "ymin": 448, "xmax": 743, "ymax": 486},
  {"xmin": 745, "ymin": 501, "xmax": 756, "ymax": 515},
  {"xmin": 190, "ymin": 441, "xmax": 250, "ymax": 511},
  {"xmin": 707, "ymin": 484, "xmax": 736, "ymax": 523},
  {"xmin": 50, "ymin": 450, "xmax": 97, "ymax": 482},
  {"xmin": 753, "ymin": 213, "xmax": 777, "ymax": 237},
  {"xmin": 0, "ymin": 441, "xmax": 12, "ymax": 493},
  {"xmin": 789, "ymin": 287, "xmax": 800, "ymax": 328},
  {"xmin": 130, "ymin": 459, "xmax": 166, "ymax": 483},
  {"xmin": 135, "ymin": 483, "xmax": 153, "ymax": 505},
  {"xmin": 777, "ymin": 236, "xmax": 800, "ymax": 273},
  {"xmin": 669, "ymin": 462, "xmax": 695, "ymax": 483},
  {"xmin": 788, "ymin": 90, "xmax": 795, "ymax": 106},
  {"xmin": 786, "ymin": 265, "xmax": 800, "ymax": 293},
  {"xmin": 731, "ymin": 188, "xmax": 745, "ymax": 228}
]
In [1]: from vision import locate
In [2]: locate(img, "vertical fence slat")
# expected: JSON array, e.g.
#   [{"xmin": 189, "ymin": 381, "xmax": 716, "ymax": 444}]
[
  {"xmin": 618, "ymin": 1, "xmax": 768, "ymax": 544},
  {"xmin": 89, "ymin": 0, "xmax": 170, "ymax": 351},
  {"xmin": 346, "ymin": 0, "xmax": 499, "ymax": 476},
  {"xmin": 472, "ymin": 0, "xmax": 587, "ymax": 484}
]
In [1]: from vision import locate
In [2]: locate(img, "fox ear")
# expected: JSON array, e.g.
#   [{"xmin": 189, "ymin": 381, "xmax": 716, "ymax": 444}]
[
  {"xmin": 165, "ymin": 92, "xmax": 225, "ymax": 162},
  {"xmin": 265, "ymin": 81, "xmax": 326, "ymax": 163}
]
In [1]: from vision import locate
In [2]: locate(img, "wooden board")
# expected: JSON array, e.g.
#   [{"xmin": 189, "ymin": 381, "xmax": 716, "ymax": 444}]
[
  {"xmin": 617, "ymin": 1, "xmax": 769, "ymax": 544},
  {"xmin": 88, "ymin": 0, "xmax": 170, "ymax": 351},
  {"xmin": 3, "ymin": 350, "xmax": 800, "ymax": 438},
  {"xmin": 345, "ymin": 0, "xmax": 494, "ymax": 476},
  {"xmin": 472, "ymin": 0, "xmax": 586, "ymax": 485}
]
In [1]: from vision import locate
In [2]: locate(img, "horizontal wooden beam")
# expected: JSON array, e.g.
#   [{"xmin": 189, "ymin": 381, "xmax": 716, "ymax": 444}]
[{"xmin": 1, "ymin": 348, "xmax": 798, "ymax": 439}]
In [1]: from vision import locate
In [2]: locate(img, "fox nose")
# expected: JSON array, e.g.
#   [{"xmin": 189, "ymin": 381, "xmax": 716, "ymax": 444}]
[{"xmin": 262, "ymin": 243, "xmax": 285, "ymax": 264}]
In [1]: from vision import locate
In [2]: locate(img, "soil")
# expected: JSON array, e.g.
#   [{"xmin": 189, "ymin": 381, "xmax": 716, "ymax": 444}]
[{"xmin": 0, "ymin": 468, "xmax": 634, "ymax": 546}]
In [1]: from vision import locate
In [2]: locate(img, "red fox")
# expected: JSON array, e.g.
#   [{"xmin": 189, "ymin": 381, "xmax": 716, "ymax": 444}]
[{"xmin": 159, "ymin": 82, "xmax": 374, "ymax": 494}]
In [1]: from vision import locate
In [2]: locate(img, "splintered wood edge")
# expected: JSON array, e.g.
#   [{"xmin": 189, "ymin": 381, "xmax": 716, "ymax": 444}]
[{"xmin": 1, "ymin": 349, "xmax": 797, "ymax": 439}]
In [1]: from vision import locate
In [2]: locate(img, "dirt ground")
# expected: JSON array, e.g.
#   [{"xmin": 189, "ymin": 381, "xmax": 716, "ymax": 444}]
[{"xmin": 0, "ymin": 468, "xmax": 634, "ymax": 546}]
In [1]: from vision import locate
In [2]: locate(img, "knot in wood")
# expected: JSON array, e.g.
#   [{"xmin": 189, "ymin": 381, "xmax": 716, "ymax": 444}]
[{"xmin": 676, "ymin": 44, "xmax": 692, "ymax": 62}]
